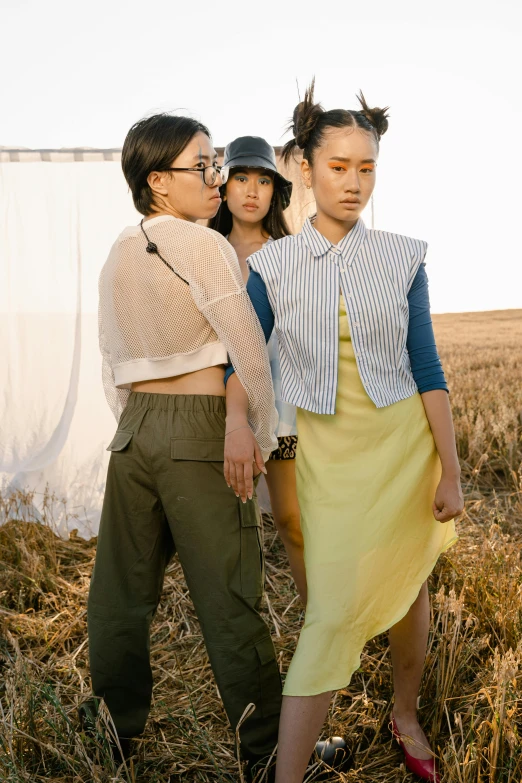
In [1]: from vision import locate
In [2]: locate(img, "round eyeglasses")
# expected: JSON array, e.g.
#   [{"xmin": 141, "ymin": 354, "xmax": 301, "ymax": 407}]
[{"xmin": 164, "ymin": 164, "xmax": 228, "ymax": 187}]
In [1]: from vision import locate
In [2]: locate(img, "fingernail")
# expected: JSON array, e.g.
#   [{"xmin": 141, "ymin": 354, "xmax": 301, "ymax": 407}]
[
  {"xmin": 242, "ymin": 499, "xmax": 247, "ymax": 504},
  {"xmin": 235, "ymin": 493, "xmax": 239, "ymax": 498}
]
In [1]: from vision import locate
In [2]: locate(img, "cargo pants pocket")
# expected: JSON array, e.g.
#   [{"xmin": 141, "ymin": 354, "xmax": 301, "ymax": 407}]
[
  {"xmin": 106, "ymin": 405, "xmax": 148, "ymax": 453},
  {"xmin": 239, "ymin": 495, "xmax": 264, "ymax": 600},
  {"xmin": 254, "ymin": 635, "xmax": 283, "ymax": 718},
  {"xmin": 170, "ymin": 437, "xmax": 225, "ymax": 462},
  {"xmin": 106, "ymin": 430, "xmax": 133, "ymax": 452}
]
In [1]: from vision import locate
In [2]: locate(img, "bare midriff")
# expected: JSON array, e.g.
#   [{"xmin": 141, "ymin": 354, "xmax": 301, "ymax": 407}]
[{"xmin": 131, "ymin": 366, "xmax": 226, "ymax": 397}]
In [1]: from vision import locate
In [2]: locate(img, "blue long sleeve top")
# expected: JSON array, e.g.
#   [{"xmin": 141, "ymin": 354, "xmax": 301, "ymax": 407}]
[{"xmin": 225, "ymin": 263, "xmax": 448, "ymax": 396}]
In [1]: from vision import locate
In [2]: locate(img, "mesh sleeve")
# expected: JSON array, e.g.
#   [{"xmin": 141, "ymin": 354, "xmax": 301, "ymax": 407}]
[
  {"xmin": 185, "ymin": 230, "xmax": 278, "ymax": 458},
  {"xmin": 99, "ymin": 300, "xmax": 130, "ymax": 423}
]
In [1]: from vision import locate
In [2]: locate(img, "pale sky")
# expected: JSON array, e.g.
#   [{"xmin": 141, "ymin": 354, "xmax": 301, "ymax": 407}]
[{"xmin": 1, "ymin": 0, "xmax": 521, "ymax": 313}]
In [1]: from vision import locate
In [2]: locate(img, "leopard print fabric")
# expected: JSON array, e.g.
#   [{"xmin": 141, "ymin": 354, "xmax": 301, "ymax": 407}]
[{"xmin": 269, "ymin": 435, "xmax": 298, "ymax": 461}]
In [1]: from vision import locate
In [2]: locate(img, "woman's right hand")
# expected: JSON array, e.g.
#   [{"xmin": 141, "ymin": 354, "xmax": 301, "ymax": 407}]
[
  {"xmin": 224, "ymin": 424, "xmax": 266, "ymax": 503},
  {"xmin": 432, "ymin": 473, "xmax": 464, "ymax": 523}
]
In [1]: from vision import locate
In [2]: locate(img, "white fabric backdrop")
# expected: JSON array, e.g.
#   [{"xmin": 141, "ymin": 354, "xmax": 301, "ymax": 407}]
[
  {"xmin": 0, "ymin": 162, "xmax": 139, "ymax": 536},
  {"xmin": 0, "ymin": 155, "xmax": 311, "ymax": 536}
]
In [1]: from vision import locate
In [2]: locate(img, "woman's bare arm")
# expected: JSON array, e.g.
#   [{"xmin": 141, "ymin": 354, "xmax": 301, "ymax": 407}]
[
  {"xmin": 420, "ymin": 389, "xmax": 464, "ymax": 522},
  {"xmin": 225, "ymin": 374, "xmax": 266, "ymax": 503}
]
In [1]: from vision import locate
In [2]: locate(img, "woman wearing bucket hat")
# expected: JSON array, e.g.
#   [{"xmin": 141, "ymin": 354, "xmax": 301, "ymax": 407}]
[{"xmin": 210, "ymin": 136, "xmax": 308, "ymax": 604}]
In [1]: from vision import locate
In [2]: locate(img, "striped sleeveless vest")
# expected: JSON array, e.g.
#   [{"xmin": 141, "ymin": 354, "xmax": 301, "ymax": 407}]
[{"xmin": 247, "ymin": 217, "xmax": 427, "ymax": 413}]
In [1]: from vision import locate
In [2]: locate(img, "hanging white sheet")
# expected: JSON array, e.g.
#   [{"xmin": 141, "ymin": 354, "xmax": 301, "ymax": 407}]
[
  {"xmin": 0, "ymin": 159, "xmax": 139, "ymax": 536},
  {"xmin": 0, "ymin": 152, "xmax": 312, "ymax": 535}
]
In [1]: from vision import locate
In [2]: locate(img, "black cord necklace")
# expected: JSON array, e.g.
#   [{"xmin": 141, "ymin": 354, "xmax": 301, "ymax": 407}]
[{"xmin": 140, "ymin": 219, "xmax": 189, "ymax": 285}]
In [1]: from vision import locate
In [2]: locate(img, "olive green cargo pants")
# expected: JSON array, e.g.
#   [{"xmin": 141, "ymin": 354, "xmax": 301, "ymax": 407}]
[{"xmin": 87, "ymin": 392, "xmax": 281, "ymax": 760}]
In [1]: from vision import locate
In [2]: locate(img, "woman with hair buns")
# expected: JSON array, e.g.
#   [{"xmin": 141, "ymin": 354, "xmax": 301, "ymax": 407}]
[{"xmin": 226, "ymin": 81, "xmax": 463, "ymax": 782}]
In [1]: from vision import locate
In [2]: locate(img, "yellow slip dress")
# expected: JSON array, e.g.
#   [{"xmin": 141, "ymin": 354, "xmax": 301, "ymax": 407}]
[{"xmin": 283, "ymin": 296, "xmax": 457, "ymax": 696}]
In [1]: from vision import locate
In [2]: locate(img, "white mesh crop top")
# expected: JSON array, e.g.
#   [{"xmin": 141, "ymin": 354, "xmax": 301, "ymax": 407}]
[{"xmin": 98, "ymin": 214, "xmax": 278, "ymax": 458}]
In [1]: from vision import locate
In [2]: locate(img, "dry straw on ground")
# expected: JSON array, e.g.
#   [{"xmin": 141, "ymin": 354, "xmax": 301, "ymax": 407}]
[{"xmin": 1, "ymin": 310, "xmax": 521, "ymax": 782}]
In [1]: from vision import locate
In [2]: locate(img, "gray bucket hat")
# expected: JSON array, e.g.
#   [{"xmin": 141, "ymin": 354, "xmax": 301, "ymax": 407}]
[{"xmin": 222, "ymin": 136, "xmax": 293, "ymax": 210}]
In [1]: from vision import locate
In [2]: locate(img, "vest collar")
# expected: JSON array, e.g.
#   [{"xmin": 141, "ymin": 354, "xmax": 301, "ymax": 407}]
[{"xmin": 301, "ymin": 215, "xmax": 367, "ymax": 265}]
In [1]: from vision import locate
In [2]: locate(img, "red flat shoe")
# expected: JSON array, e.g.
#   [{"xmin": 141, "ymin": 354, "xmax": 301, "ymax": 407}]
[{"xmin": 390, "ymin": 715, "xmax": 440, "ymax": 783}]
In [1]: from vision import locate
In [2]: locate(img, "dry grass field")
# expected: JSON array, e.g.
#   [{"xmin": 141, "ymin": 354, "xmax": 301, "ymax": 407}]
[{"xmin": 1, "ymin": 309, "xmax": 521, "ymax": 783}]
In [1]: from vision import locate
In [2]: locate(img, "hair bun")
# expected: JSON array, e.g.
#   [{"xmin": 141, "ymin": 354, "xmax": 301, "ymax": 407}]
[
  {"xmin": 291, "ymin": 101, "xmax": 308, "ymax": 148},
  {"xmin": 284, "ymin": 77, "xmax": 324, "ymax": 158},
  {"xmin": 356, "ymin": 91, "xmax": 390, "ymax": 137}
]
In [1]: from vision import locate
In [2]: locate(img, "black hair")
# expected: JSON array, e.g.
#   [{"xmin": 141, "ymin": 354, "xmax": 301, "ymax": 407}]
[
  {"xmin": 121, "ymin": 113, "xmax": 210, "ymax": 216},
  {"xmin": 282, "ymin": 78, "xmax": 390, "ymax": 165},
  {"xmin": 208, "ymin": 168, "xmax": 290, "ymax": 240}
]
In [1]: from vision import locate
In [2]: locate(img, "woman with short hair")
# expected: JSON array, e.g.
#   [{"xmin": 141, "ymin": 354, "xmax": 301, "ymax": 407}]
[{"xmin": 86, "ymin": 112, "xmax": 281, "ymax": 778}]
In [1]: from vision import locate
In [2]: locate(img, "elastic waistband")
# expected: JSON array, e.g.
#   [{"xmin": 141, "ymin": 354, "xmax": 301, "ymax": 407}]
[{"xmin": 126, "ymin": 391, "xmax": 226, "ymax": 414}]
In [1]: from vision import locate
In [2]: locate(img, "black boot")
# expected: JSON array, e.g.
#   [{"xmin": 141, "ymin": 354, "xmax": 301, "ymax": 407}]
[
  {"xmin": 244, "ymin": 737, "xmax": 350, "ymax": 781},
  {"xmin": 313, "ymin": 736, "xmax": 351, "ymax": 777},
  {"xmin": 243, "ymin": 754, "xmax": 276, "ymax": 783},
  {"xmin": 78, "ymin": 697, "xmax": 100, "ymax": 734},
  {"xmin": 78, "ymin": 698, "xmax": 132, "ymax": 764}
]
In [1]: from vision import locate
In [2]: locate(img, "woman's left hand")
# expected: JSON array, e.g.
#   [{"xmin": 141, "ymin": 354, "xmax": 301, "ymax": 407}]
[
  {"xmin": 224, "ymin": 424, "xmax": 266, "ymax": 503},
  {"xmin": 432, "ymin": 474, "xmax": 464, "ymax": 523}
]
